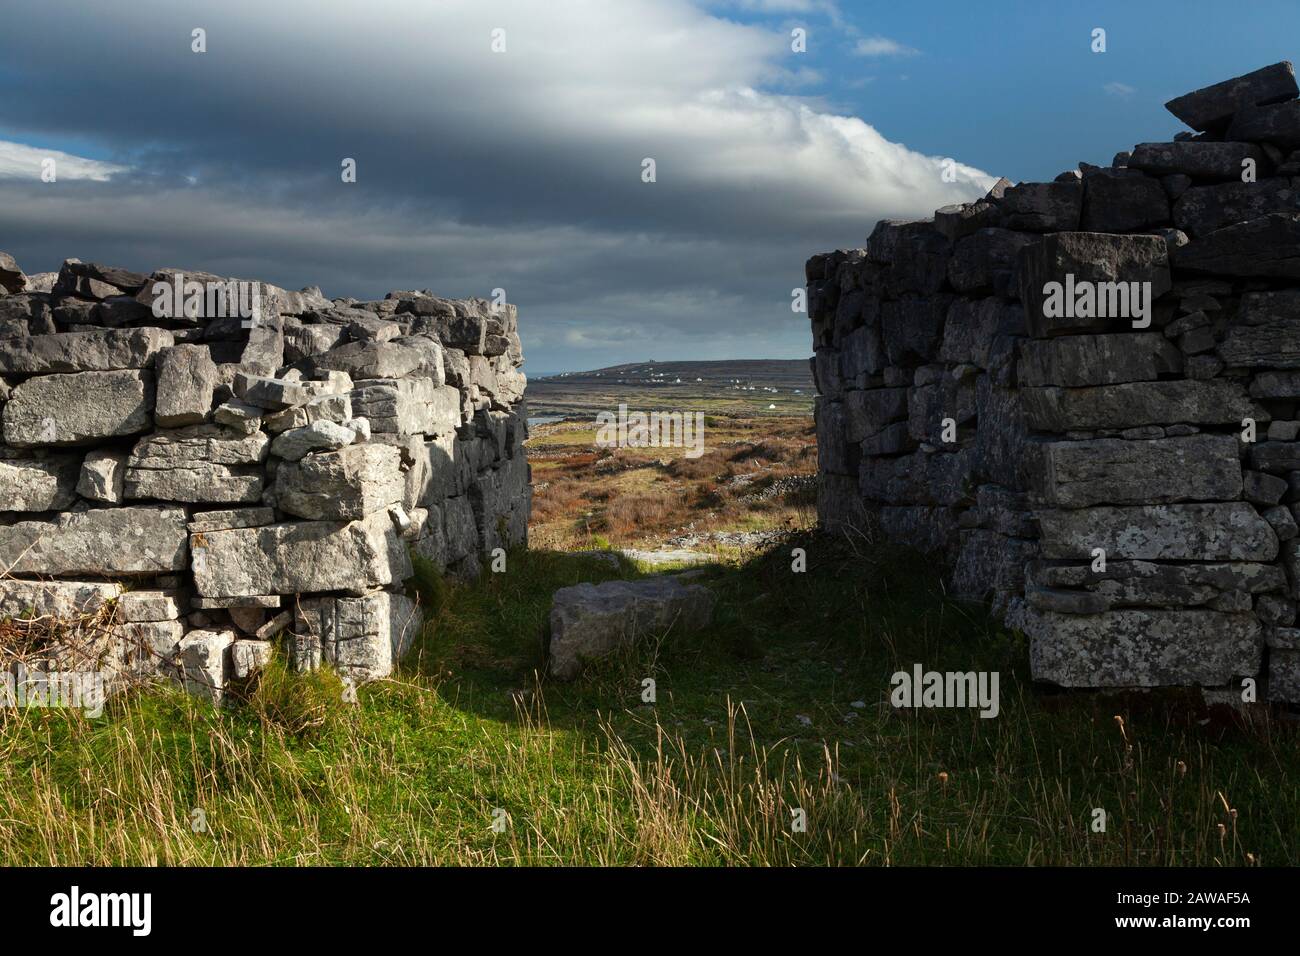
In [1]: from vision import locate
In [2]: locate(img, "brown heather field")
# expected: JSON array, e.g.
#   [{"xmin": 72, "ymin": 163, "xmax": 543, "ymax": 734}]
[{"xmin": 525, "ymin": 414, "xmax": 818, "ymax": 553}]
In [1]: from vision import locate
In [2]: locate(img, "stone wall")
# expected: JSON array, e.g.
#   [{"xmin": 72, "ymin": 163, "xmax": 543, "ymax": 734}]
[
  {"xmin": 0, "ymin": 254, "xmax": 529, "ymax": 702},
  {"xmin": 808, "ymin": 61, "xmax": 1300, "ymax": 703}
]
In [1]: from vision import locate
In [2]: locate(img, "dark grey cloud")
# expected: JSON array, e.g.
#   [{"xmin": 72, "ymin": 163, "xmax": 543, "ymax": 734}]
[{"xmin": 0, "ymin": 0, "xmax": 990, "ymax": 371}]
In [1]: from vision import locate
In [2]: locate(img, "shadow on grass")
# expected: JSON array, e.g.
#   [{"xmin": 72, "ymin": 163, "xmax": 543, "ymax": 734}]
[{"xmin": 405, "ymin": 531, "xmax": 1300, "ymax": 865}]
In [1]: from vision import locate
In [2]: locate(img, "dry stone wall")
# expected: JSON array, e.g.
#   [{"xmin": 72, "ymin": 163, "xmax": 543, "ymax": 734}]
[
  {"xmin": 0, "ymin": 254, "xmax": 529, "ymax": 702},
  {"xmin": 808, "ymin": 62, "xmax": 1300, "ymax": 703}
]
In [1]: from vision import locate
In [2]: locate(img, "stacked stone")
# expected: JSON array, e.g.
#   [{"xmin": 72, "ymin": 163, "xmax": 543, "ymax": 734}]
[
  {"xmin": 808, "ymin": 61, "xmax": 1300, "ymax": 703},
  {"xmin": 0, "ymin": 256, "xmax": 529, "ymax": 703}
]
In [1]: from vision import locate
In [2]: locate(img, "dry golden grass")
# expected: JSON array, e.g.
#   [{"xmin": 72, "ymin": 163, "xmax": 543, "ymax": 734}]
[{"xmin": 526, "ymin": 414, "xmax": 817, "ymax": 552}]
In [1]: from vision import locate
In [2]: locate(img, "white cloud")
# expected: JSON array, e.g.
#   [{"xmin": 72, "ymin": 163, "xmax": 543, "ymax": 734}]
[
  {"xmin": 0, "ymin": 140, "xmax": 127, "ymax": 182},
  {"xmin": 0, "ymin": 0, "xmax": 989, "ymax": 369},
  {"xmin": 1104, "ymin": 81, "xmax": 1136, "ymax": 98},
  {"xmin": 852, "ymin": 35, "xmax": 918, "ymax": 57}
]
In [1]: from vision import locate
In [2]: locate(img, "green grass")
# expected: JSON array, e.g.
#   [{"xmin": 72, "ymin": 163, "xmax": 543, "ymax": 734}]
[{"xmin": 0, "ymin": 535, "xmax": 1295, "ymax": 865}]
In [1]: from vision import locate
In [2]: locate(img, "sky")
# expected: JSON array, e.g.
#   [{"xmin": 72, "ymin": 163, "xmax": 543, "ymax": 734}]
[{"xmin": 1, "ymin": 0, "xmax": 1298, "ymax": 374}]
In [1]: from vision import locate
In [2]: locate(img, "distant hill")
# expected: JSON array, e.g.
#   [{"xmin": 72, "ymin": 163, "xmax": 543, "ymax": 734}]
[{"xmin": 525, "ymin": 358, "xmax": 814, "ymax": 418}]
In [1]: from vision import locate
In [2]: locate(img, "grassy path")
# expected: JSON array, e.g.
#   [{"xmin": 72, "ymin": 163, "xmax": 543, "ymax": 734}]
[{"xmin": 0, "ymin": 537, "xmax": 1294, "ymax": 865}]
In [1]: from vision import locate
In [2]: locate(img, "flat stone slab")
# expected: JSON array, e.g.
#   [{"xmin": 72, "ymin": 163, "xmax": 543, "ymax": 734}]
[
  {"xmin": 1227, "ymin": 99, "xmax": 1300, "ymax": 149},
  {"xmin": 312, "ymin": 341, "xmax": 424, "ymax": 380},
  {"xmin": 1028, "ymin": 560, "xmax": 1285, "ymax": 611},
  {"xmin": 1038, "ymin": 502, "xmax": 1278, "ymax": 562},
  {"xmin": 187, "ymin": 507, "xmax": 276, "ymax": 533},
  {"xmin": 190, "ymin": 511, "xmax": 411, "ymax": 598},
  {"xmin": 619, "ymin": 548, "xmax": 717, "ymax": 567},
  {"xmin": 1020, "ymin": 380, "xmax": 1262, "ymax": 430},
  {"xmin": 1173, "ymin": 213, "xmax": 1300, "ymax": 279},
  {"xmin": 1020, "ymin": 606, "xmax": 1262, "ymax": 687},
  {"xmin": 1127, "ymin": 141, "xmax": 1265, "ymax": 180},
  {"xmin": 999, "ymin": 181, "xmax": 1082, "ymax": 232},
  {"xmin": 549, "ymin": 577, "xmax": 716, "ymax": 680},
  {"xmin": 233, "ymin": 372, "xmax": 347, "ymax": 411},
  {"xmin": 1165, "ymin": 61, "xmax": 1298, "ymax": 132},
  {"xmin": 0, "ymin": 328, "xmax": 173, "ymax": 374},
  {"xmin": 117, "ymin": 590, "xmax": 184, "ymax": 622},
  {"xmin": 0, "ymin": 579, "xmax": 122, "ymax": 619},
  {"xmin": 0, "ymin": 504, "xmax": 189, "ymax": 577},
  {"xmin": 1034, "ymin": 434, "xmax": 1242, "ymax": 507},
  {"xmin": 124, "ymin": 424, "xmax": 268, "ymax": 503},
  {"xmin": 1174, "ymin": 178, "xmax": 1300, "ymax": 238},
  {"xmin": 1018, "ymin": 332, "xmax": 1182, "ymax": 387},
  {"xmin": 2, "ymin": 369, "xmax": 154, "ymax": 446}
]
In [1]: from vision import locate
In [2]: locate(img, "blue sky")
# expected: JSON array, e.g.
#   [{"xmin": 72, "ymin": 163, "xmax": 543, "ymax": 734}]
[
  {"xmin": 739, "ymin": 0, "xmax": 1300, "ymax": 182},
  {"xmin": 0, "ymin": 0, "xmax": 1294, "ymax": 374}
]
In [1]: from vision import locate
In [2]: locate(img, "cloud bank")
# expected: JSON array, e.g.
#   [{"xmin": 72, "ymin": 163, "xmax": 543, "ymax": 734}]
[{"xmin": 0, "ymin": 0, "xmax": 993, "ymax": 371}]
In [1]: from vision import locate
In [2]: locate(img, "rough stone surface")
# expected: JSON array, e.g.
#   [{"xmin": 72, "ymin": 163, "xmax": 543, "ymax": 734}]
[
  {"xmin": 0, "ymin": 328, "xmax": 172, "ymax": 375},
  {"xmin": 549, "ymin": 578, "xmax": 716, "ymax": 680},
  {"xmin": 124, "ymin": 425, "xmax": 267, "ymax": 503},
  {"xmin": 1173, "ymin": 214, "xmax": 1300, "ymax": 279},
  {"xmin": 1017, "ymin": 233, "xmax": 1171, "ymax": 337},
  {"xmin": 809, "ymin": 64, "xmax": 1300, "ymax": 698},
  {"xmin": 1020, "ymin": 380, "xmax": 1261, "ymax": 430},
  {"xmin": 1174, "ymin": 179, "xmax": 1300, "ymax": 238},
  {"xmin": 269, "ymin": 419, "xmax": 355, "ymax": 461},
  {"xmin": 230, "ymin": 640, "xmax": 273, "ymax": 679},
  {"xmin": 1271, "ymin": 649, "xmax": 1300, "ymax": 702},
  {"xmin": 76, "ymin": 449, "xmax": 127, "ymax": 503},
  {"xmin": 178, "ymin": 629, "xmax": 234, "ymax": 704},
  {"xmin": 1165, "ymin": 61, "xmax": 1298, "ymax": 132},
  {"xmin": 0, "ymin": 579, "xmax": 122, "ymax": 619},
  {"xmin": 118, "ymin": 590, "xmax": 184, "ymax": 623},
  {"xmin": 190, "ymin": 512, "xmax": 411, "ymax": 598},
  {"xmin": 1081, "ymin": 173, "xmax": 1170, "ymax": 232},
  {"xmin": 154, "ymin": 344, "xmax": 218, "ymax": 427},
  {"xmin": 2, "ymin": 370, "xmax": 154, "ymax": 446},
  {"xmin": 187, "ymin": 507, "xmax": 275, "ymax": 533},
  {"xmin": 0, "ymin": 252, "xmax": 530, "ymax": 705},
  {"xmin": 1023, "ymin": 608, "xmax": 1261, "ymax": 687},
  {"xmin": 262, "ymin": 394, "xmax": 351, "ymax": 434},
  {"xmin": 295, "ymin": 591, "xmax": 421, "ymax": 682},
  {"xmin": 1037, "ymin": 503, "xmax": 1277, "ymax": 561},
  {"xmin": 0, "ymin": 505, "xmax": 189, "ymax": 576},
  {"xmin": 271, "ymin": 443, "xmax": 405, "ymax": 520},
  {"xmin": 1017, "ymin": 333, "xmax": 1182, "ymax": 387},
  {"xmin": 0, "ymin": 452, "xmax": 80, "ymax": 510},
  {"xmin": 1034, "ymin": 435, "xmax": 1242, "ymax": 508},
  {"xmin": 1128, "ymin": 141, "xmax": 1265, "ymax": 180},
  {"xmin": 1227, "ymin": 99, "xmax": 1300, "ymax": 149},
  {"xmin": 999, "ymin": 181, "xmax": 1082, "ymax": 232}
]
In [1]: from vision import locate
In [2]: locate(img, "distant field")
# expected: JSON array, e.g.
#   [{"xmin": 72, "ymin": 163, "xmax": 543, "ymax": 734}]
[
  {"xmin": 525, "ymin": 358, "xmax": 815, "ymax": 418},
  {"xmin": 525, "ymin": 413, "xmax": 817, "ymax": 552}
]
